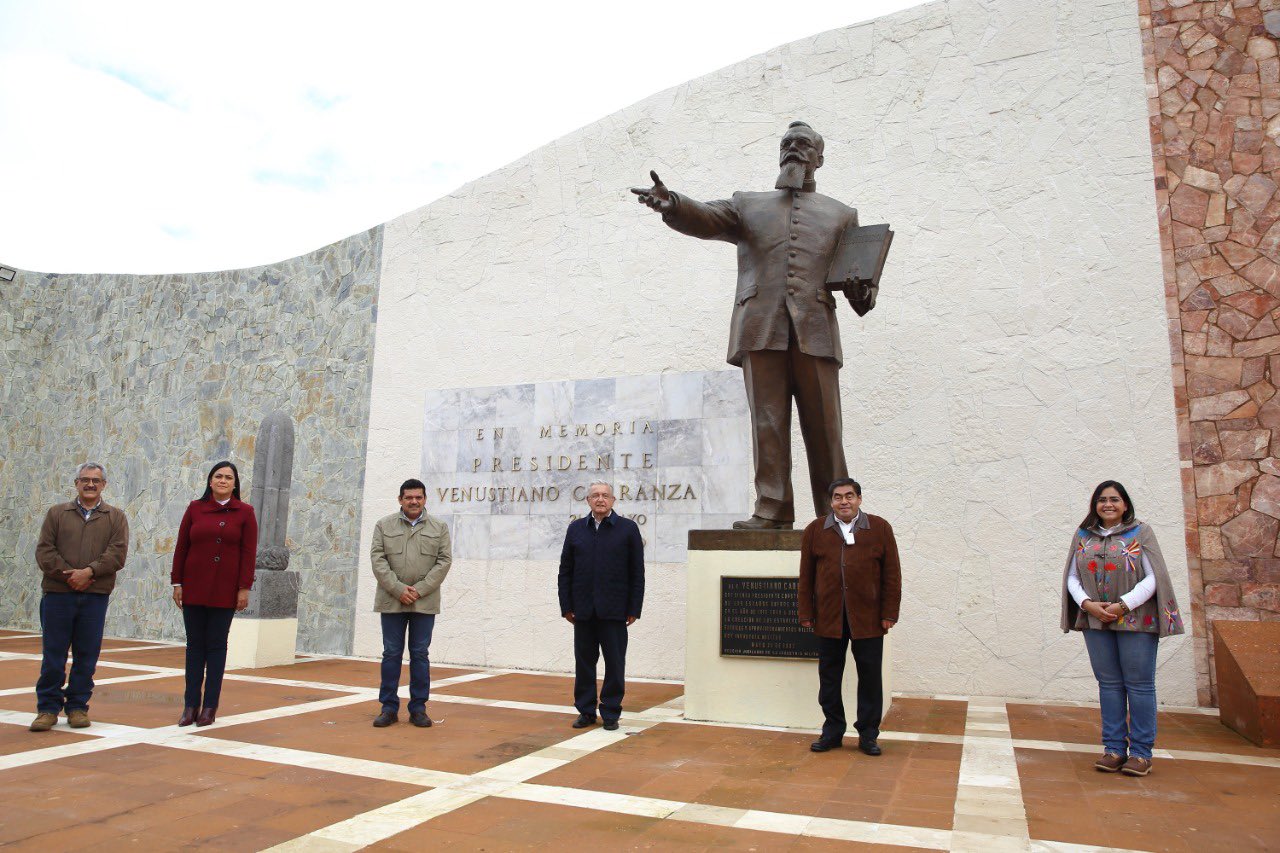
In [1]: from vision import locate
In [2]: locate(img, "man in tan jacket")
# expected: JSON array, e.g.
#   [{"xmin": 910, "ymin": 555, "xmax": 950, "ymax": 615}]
[
  {"xmin": 370, "ymin": 478, "xmax": 451, "ymax": 729},
  {"xmin": 31, "ymin": 462, "xmax": 129, "ymax": 732}
]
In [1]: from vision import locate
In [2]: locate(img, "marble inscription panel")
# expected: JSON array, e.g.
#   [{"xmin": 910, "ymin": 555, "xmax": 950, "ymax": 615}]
[{"xmin": 421, "ymin": 370, "xmax": 751, "ymax": 561}]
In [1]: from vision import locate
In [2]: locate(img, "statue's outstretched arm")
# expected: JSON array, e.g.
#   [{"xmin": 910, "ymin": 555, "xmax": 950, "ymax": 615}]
[
  {"xmin": 630, "ymin": 170, "xmax": 674, "ymax": 214},
  {"xmin": 632, "ymin": 170, "xmax": 739, "ymax": 243}
]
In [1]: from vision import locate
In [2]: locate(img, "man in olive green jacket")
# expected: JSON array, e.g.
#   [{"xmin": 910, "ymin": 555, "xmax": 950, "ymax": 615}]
[{"xmin": 370, "ymin": 479, "xmax": 451, "ymax": 729}]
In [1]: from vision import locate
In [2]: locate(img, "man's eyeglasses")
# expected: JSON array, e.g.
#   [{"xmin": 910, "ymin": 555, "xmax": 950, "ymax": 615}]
[{"xmin": 77, "ymin": 478, "xmax": 104, "ymax": 486}]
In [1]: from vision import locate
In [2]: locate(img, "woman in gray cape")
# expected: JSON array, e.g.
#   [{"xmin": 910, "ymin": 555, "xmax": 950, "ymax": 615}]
[{"xmin": 1060, "ymin": 480, "xmax": 1184, "ymax": 777}]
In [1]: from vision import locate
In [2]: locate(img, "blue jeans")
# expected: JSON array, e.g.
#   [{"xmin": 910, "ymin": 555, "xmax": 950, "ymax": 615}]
[
  {"xmin": 380, "ymin": 612, "xmax": 435, "ymax": 714},
  {"xmin": 1083, "ymin": 629, "xmax": 1159, "ymax": 759},
  {"xmin": 36, "ymin": 592, "xmax": 110, "ymax": 714}
]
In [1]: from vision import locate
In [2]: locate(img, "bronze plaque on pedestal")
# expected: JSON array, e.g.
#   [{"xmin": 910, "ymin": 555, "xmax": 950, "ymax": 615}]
[{"xmin": 720, "ymin": 576, "xmax": 820, "ymax": 659}]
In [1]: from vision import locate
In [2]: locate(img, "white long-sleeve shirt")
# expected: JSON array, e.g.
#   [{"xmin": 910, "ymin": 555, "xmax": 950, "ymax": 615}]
[
  {"xmin": 835, "ymin": 513, "xmax": 862, "ymax": 544},
  {"xmin": 1067, "ymin": 524, "xmax": 1157, "ymax": 611}
]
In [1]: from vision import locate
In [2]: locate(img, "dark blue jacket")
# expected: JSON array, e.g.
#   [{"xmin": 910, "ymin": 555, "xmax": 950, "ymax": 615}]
[{"xmin": 557, "ymin": 511, "xmax": 645, "ymax": 621}]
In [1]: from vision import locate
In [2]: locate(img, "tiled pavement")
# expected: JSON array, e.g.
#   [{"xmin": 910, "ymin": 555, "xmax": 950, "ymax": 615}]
[{"xmin": 1, "ymin": 628, "xmax": 1277, "ymax": 851}]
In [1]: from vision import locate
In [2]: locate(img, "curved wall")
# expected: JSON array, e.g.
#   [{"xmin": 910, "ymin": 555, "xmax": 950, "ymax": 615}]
[
  {"xmin": 357, "ymin": 0, "xmax": 1198, "ymax": 701},
  {"xmin": 0, "ymin": 229, "xmax": 381, "ymax": 653}
]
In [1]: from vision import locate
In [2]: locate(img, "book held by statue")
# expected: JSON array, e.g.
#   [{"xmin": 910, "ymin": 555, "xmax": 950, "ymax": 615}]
[{"xmin": 825, "ymin": 223, "xmax": 892, "ymax": 317}]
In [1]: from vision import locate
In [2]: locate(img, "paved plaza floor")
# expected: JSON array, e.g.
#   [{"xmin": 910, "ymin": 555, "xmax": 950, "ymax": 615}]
[{"xmin": 1, "ymin": 627, "xmax": 1276, "ymax": 852}]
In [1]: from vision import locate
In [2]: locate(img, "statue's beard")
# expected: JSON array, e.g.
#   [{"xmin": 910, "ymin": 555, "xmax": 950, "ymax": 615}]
[{"xmin": 775, "ymin": 160, "xmax": 808, "ymax": 190}]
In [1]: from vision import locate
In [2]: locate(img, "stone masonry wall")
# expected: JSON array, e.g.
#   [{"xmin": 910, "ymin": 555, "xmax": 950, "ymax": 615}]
[
  {"xmin": 0, "ymin": 228, "xmax": 381, "ymax": 654},
  {"xmin": 1140, "ymin": 0, "xmax": 1280, "ymax": 704}
]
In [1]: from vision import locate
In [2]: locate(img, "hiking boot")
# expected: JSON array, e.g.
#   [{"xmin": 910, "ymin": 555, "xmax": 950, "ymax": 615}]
[
  {"xmin": 1121, "ymin": 756, "xmax": 1152, "ymax": 777},
  {"xmin": 29, "ymin": 712, "xmax": 57, "ymax": 732},
  {"xmin": 67, "ymin": 709, "xmax": 91, "ymax": 729}
]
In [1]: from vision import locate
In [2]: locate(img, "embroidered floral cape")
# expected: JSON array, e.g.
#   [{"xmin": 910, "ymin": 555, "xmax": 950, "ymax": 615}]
[{"xmin": 1059, "ymin": 520, "xmax": 1185, "ymax": 638}]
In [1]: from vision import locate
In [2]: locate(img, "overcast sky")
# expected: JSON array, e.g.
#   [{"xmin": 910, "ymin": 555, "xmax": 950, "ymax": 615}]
[{"xmin": 0, "ymin": 1, "xmax": 919, "ymax": 273}]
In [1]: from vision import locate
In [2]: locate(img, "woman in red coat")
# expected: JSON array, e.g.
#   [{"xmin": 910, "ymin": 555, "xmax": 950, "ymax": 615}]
[{"xmin": 171, "ymin": 461, "xmax": 257, "ymax": 726}]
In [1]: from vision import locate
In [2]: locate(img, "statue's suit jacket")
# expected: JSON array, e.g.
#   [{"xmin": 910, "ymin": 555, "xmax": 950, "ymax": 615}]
[{"xmin": 662, "ymin": 188, "xmax": 858, "ymax": 367}]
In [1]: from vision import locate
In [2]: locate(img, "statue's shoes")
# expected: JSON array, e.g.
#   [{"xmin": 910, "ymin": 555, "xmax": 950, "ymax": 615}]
[{"xmin": 732, "ymin": 516, "xmax": 794, "ymax": 530}]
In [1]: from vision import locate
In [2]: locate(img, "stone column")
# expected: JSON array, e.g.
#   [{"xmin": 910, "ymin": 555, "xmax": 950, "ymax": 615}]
[
  {"xmin": 228, "ymin": 412, "xmax": 301, "ymax": 668},
  {"xmin": 1138, "ymin": 0, "xmax": 1280, "ymax": 705}
]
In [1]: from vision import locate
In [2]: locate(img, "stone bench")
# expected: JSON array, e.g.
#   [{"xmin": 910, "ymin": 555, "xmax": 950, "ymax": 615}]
[{"xmin": 1213, "ymin": 620, "xmax": 1280, "ymax": 747}]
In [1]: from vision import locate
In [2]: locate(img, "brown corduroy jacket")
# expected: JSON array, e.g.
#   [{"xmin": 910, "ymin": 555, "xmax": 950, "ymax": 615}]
[
  {"xmin": 798, "ymin": 512, "xmax": 901, "ymax": 639},
  {"xmin": 35, "ymin": 501, "xmax": 130, "ymax": 594}
]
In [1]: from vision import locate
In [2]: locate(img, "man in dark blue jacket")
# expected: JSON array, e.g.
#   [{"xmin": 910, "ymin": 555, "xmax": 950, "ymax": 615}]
[{"xmin": 557, "ymin": 480, "xmax": 645, "ymax": 731}]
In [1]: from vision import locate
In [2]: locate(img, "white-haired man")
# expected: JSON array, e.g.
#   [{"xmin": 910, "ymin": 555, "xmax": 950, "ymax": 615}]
[{"xmin": 557, "ymin": 481, "xmax": 644, "ymax": 731}]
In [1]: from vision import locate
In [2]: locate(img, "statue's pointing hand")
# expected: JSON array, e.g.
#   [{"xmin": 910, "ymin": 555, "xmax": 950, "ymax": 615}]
[{"xmin": 630, "ymin": 170, "xmax": 673, "ymax": 213}]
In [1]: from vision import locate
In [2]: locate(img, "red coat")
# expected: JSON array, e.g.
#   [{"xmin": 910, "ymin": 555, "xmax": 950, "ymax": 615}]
[{"xmin": 171, "ymin": 498, "xmax": 257, "ymax": 608}]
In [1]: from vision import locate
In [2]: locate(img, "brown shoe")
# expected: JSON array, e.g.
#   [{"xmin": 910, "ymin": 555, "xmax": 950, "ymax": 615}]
[
  {"xmin": 67, "ymin": 709, "xmax": 91, "ymax": 729},
  {"xmin": 1094, "ymin": 752, "xmax": 1126, "ymax": 772},
  {"xmin": 1121, "ymin": 756, "xmax": 1152, "ymax": 777},
  {"xmin": 178, "ymin": 707, "xmax": 198, "ymax": 727},
  {"xmin": 195, "ymin": 707, "xmax": 217, "ymax": 727},
  {"xmin": 29, "ymin": 712, "xmax": 57, "ymax": 732}
]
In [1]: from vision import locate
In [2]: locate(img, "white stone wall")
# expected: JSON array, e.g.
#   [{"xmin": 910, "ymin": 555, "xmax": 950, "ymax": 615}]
[{"xmin": 358, "ymin": 0, "xmax": 1197, "ymax": 703}]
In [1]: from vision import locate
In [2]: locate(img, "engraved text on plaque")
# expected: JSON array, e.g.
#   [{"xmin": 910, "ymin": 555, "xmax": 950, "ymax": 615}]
[{"xmin": 720, "ymin": 576, "xmax": 819, "ymax": 659}]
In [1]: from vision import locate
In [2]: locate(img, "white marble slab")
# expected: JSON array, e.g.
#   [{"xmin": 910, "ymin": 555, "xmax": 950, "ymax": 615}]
[{"xmin": 421, "ymin": 370, "xmax": 750, "ymax": 560}]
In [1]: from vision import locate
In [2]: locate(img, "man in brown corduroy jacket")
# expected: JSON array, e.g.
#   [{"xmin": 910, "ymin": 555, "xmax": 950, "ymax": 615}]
[
  {"xmin": 30, "ymin": 462, "xmax": 129, "ymax": 732},
  {"xmin": 798, "ymin": 478, "xmax": 900, "ymax": 756}
]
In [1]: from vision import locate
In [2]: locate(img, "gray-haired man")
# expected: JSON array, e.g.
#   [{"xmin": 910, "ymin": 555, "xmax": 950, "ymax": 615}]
[
  {"xmin": 30, "ymin": 462, "xmax": 130, "ymax": 731},
  {"xmin": 557, "ymin": 481, "xmax": 644, "ymax": 730}
]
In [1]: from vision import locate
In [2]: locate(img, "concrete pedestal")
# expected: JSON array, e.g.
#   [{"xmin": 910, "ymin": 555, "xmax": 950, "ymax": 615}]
[
  {"xmin": 228, "ymin": 570, "xmax": 300, "ymax": 669},
  {"xmin": 228, "ymin": 616, "xmax": 299, "ymax": 668},
  {"xmin": 685, "ymin": 530, "xmax": 891, "ymax": 729}
]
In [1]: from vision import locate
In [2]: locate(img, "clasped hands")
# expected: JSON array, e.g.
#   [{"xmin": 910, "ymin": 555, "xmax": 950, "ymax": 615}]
[
  {"xmin": 62, "ymin": 567, "xmax": 93, "ymax": 591},
  {"xmin": 1083, "ymin": 600, "xmax": 1126, "ymax": 623},
  {"xmin": 399, "ymin": 586, "xmax": 421, "ymax": 606}
]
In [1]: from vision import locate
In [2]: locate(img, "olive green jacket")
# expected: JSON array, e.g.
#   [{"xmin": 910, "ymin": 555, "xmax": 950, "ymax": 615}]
[{"xmin": 370, "ymin": 512, "xmax": 452, "ymax": 614}]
